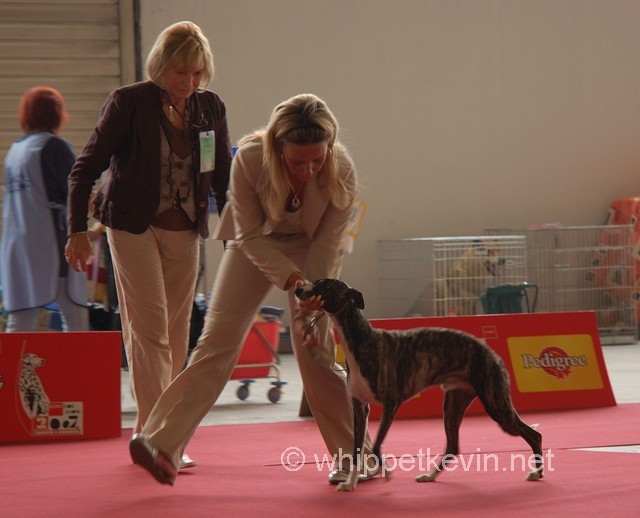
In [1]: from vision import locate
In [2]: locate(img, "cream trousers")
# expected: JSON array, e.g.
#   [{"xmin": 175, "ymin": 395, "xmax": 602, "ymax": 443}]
[
  {"xmin": 107, "ymin": 226, "xmax": 199, "ymax": 434},
  {"xmin": 142, "ymin": 237, "xmax": 369, "ymax": 469}
]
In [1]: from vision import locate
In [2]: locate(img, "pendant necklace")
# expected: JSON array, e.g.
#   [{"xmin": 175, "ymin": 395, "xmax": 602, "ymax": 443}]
[
  {"xmin": 289, "ymin": 181, "xmax": 305, "ymax": 210},
  {"xmin": 161, "ymin": 90, "xmax": 190, "ymax": 125}
]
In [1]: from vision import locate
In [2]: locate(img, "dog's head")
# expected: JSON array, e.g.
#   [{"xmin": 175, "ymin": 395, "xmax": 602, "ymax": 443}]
[
  {"xmin": 458, "ymin": 239, "xmax": 505, "ymax": 277},
  {"xmin": 295, "ymin": 279, "xmax": 365, "ymax": 314},
  {"xmin": 22, "ymin": 353, "xmax": 46, "ymax": 369}
]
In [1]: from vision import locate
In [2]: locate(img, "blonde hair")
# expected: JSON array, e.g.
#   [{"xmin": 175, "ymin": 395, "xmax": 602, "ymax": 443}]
[
  {"xmin": 238, "ymin": 94, "xmax": 352, "ymax": 220},
  {"xmin": 145, "ymin": 21, "xmax": 214, "ymax": 90}
]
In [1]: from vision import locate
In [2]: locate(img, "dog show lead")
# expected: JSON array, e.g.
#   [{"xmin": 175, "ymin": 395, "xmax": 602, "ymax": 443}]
[{"xmin": 129, "ymin": 93, "xmax": 377, "ymax": 486}]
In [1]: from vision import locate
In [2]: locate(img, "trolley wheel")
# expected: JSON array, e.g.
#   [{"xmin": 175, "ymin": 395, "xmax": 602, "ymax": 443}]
[
  {"xmin": 268, "ymin": 381, "xmax": 287, "ymax": 403},
  {"xmin": 237, "ymin": 380, "xmax": 255, "ymax": 401},
  {"xmin": 267, "ymin": 387, "xmax": 281, "ymax": 403}
]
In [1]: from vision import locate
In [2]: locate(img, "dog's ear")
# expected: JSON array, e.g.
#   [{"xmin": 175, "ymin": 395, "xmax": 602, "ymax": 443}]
[{"xmin": 348, "ymin": 288, "xmax": 365, "ymax": 309}]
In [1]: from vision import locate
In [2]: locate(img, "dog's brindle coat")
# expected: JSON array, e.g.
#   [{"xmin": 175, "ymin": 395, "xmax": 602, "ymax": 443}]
[{"xmin": 296, "ymin": 279, "xmax": 543, "ymax": 492}]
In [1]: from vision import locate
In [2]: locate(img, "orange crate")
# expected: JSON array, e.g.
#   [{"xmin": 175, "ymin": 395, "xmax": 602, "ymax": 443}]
[{"xmin": 231, "ymin": 321, "xmax": 280, "ymax": 380}]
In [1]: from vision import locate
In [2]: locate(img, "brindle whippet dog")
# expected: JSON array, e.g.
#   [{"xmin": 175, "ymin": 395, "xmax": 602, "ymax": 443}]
[{"xmin": 295, "ymin": 279, "xmax": 543, "ymax": 492}]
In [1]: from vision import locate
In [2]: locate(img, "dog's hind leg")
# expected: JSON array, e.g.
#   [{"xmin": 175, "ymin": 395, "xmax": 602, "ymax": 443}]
[
  {"xmin": 499, "ymin": 412, "xmax": 543, "ymax": 481},
  {"xmin": 478, "ymin": 391, "xmax": 543, "ymax": 481},
  {"xmin": 336, "ymin": 399, "xmax": 369, "ymax": 492},
  {"xmin": 417, "ymin": 387, "xmax": 476, "ymax": 483}
]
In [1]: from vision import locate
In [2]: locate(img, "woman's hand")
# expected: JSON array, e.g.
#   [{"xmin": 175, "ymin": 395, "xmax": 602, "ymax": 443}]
[
  {"xmin": 64, "ymin": 232, "xmax": 93, "ymax": 272},
  {"xmin": 289, "ymin": 274, "xmax": 324, "ymax": 349},
  {"xmin": 290, "ymin": 276, "xmax": 325, "ymax": 312},
  {"xmin": 285, "ymin": 271, "xmax": 305, "ymax": 291}
]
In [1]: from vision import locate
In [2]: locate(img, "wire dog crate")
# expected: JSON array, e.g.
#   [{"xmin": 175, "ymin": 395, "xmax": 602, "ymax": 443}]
[
  {"xmin": 485, "ymin": 225, "xmax": 637, "ymax": 344},
  {"xmin": 378, "ymin": 236, "xmax": 528, "ymax": 318}
]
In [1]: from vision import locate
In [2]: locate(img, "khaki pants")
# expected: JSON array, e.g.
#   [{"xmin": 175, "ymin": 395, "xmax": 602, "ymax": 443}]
[
  {"xmin": 142, "ymin": 237, "xmax": 368, "ymax": 469},
  {"xmin": 107, "ymin": 226, "xmax": 199, "ymax": 433}
]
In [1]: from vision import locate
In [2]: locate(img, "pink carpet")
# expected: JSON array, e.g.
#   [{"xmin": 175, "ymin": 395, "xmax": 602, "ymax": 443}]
[{"xmin": 1, "ymin": 404, "xmax": 639, "ymax": 517}]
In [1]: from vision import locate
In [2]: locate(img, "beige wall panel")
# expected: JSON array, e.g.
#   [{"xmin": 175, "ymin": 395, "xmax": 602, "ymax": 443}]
[
  {"xmin": 0, "ymin": 24, "xmax": 118, "ymax": 41},
  {"xmin": 0, "ymin": 60, "xmax": 120, "ymax": 77},
  {"xmin": 138, "ymin": 0, "xmax": 640, "ymax": 318},
  {"xmin": 0, "ymin": 4, "xmax": 116, "ymax": 24}
]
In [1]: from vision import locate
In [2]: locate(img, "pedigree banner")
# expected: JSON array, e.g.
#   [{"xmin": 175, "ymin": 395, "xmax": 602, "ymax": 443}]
[
  {"xmin": 0, "ymin": 332, "xmax": 121, "ymax": 443},
  {"xmin": 508, "ymin": 334, "xmax": 604, "ymax": 392},
  {"xmin": 366, "ymin": 312, "xmax": 615, "ymax": 418}
]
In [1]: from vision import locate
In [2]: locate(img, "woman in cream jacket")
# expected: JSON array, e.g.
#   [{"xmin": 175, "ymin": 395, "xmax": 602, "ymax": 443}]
[{"xmin": 130, "ymin": 93, "xmax": 373, "ymax": 486}]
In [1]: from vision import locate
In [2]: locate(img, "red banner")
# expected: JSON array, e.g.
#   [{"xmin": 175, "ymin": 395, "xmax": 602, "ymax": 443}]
[
  {"xmin": 356, "ymin": 311, "xmax": 616, "ymax": 418},
  {"xmin": 0, "ymin": 332, "xmax": 121, "ymax": 442}
]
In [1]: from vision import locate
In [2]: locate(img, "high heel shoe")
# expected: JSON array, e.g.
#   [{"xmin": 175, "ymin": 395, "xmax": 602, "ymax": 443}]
[{"xmin": 129, "ymin": 434, "xmax": 177, "ymax": 485}]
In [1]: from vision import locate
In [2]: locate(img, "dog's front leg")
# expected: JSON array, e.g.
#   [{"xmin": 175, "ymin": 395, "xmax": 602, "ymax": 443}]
[
  {"xmin": 337, "ymin": 398, "xmax": 369, "ymax": 492},
  {"xmin": 372, "ymin": 401, "xmax": 401, "ymax": 481}
]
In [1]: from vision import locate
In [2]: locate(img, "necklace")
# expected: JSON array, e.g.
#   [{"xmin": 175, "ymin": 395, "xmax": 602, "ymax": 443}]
[
  {"xmin": 161, "ymin": 90, "xmax": 190, "ymax": 124},
  {"xmin": 289, "ymin": 181, "xmax": 305, "ymax": 210}
]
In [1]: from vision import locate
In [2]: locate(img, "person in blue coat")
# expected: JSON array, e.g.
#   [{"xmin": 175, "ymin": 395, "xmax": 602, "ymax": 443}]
[{"xmin": 0, "ymin": 86, "xmax": 88, "ymax": 331}]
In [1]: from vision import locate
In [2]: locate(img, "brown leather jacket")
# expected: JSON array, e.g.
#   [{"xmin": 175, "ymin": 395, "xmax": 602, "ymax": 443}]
[{"xmin": 67, "ymin": 81, "xmax": 231, "ymax": 238}]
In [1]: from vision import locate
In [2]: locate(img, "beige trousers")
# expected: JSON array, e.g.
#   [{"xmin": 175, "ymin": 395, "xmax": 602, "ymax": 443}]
[
  {"xmin": 142, "ymin": 237, "xmax": 369, "ymax": 469},
  {"xmin": 107, "ymin": 226, "xmax": 199, "ymax": 433}
]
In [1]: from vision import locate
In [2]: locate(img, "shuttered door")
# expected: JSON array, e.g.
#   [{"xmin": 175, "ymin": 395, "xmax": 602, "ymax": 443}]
[{"xmin": 0, "ymin": 0, "xmax": 136, "ymax": 235}]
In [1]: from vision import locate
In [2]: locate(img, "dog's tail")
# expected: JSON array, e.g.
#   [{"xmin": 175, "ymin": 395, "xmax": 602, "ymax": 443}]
[
  {"xmin": 472, "ymin": 346, "xmax": 543, "ymax": 478},
  {"xmin": 474, "ymin": 358, "xmax": 542, "ymax": 453},
  {"xmin": 473, "ymin": 357, "xmax": 521, "ymax": 432}
]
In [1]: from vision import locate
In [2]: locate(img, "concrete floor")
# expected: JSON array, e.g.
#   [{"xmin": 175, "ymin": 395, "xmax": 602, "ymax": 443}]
[
  {"xmin": 121, "ymin": 341, "xmax": 640, "ymax": 430},
  {"xmin": 121, "ymin": 351, "xmax": 307, "ymax": 429}
]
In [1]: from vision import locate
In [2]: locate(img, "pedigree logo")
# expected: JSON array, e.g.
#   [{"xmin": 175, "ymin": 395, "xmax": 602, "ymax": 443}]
[
  {"xmin": 507, "ymin": 334, "xmax": 603, "ymax": 393},
  {"xmin": 521, "ymin": 347, "xmax": 587, "ymax": 379}
]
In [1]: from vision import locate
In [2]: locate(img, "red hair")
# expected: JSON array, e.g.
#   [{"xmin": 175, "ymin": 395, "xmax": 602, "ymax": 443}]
[{"xmin": 18, "ymin": 86, "xmax": 68, "ymax": 133}]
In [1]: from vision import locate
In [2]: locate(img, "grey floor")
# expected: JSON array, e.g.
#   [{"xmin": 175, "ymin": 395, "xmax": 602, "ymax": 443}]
[
  {"xmin": 121, "ymin": 350, "xmax": 307, "ymax": 429},
  {"xmin": 121, "ymin": 341, "xmax": 640, "ymax": 431}
]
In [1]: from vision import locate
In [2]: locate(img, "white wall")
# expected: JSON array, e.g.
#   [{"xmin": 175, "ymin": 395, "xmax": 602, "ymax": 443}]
[{"xmin": 140, "ymin": 0, "xmax": 640, "ymax": 318}]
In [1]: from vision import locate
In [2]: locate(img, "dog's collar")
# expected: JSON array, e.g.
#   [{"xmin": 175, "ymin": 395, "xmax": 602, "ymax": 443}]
[
  {"xmin": 297, "ymin": 301, "xmax": 351, "ymax": 339},
  {"xmin": 329, "ymin": 302, "xmax": 352, "ymax": 316},
  {"xmin": 298, "ymin": 301, "xmax": 349, "ymax": 334}
]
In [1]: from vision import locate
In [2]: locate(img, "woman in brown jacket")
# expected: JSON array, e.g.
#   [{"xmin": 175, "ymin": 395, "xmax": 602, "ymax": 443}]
[{"xmin": 65, "ymin": 22, "xmax": 232, "ymax": 469}]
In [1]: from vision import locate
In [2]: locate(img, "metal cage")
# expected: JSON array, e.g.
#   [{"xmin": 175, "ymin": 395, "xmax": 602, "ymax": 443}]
[
  {"xmin": 485, "ymin": 225, "xmax": 637, "ymax": 344},
  {"xmin": 378, "ymin": 236, "xmax": 528, "ymax": 318}
]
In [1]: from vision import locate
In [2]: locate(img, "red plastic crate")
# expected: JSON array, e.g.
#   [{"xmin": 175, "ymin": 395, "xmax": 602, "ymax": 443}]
[{"xmin": 231, "ymin": 321, "xmax": 280, "ymax": 380}]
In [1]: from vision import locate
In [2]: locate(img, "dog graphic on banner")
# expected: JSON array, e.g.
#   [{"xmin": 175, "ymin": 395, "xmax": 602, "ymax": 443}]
[{"xmin": 19, "ymin": 353, "xmax": 51, "ymax": 419}]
